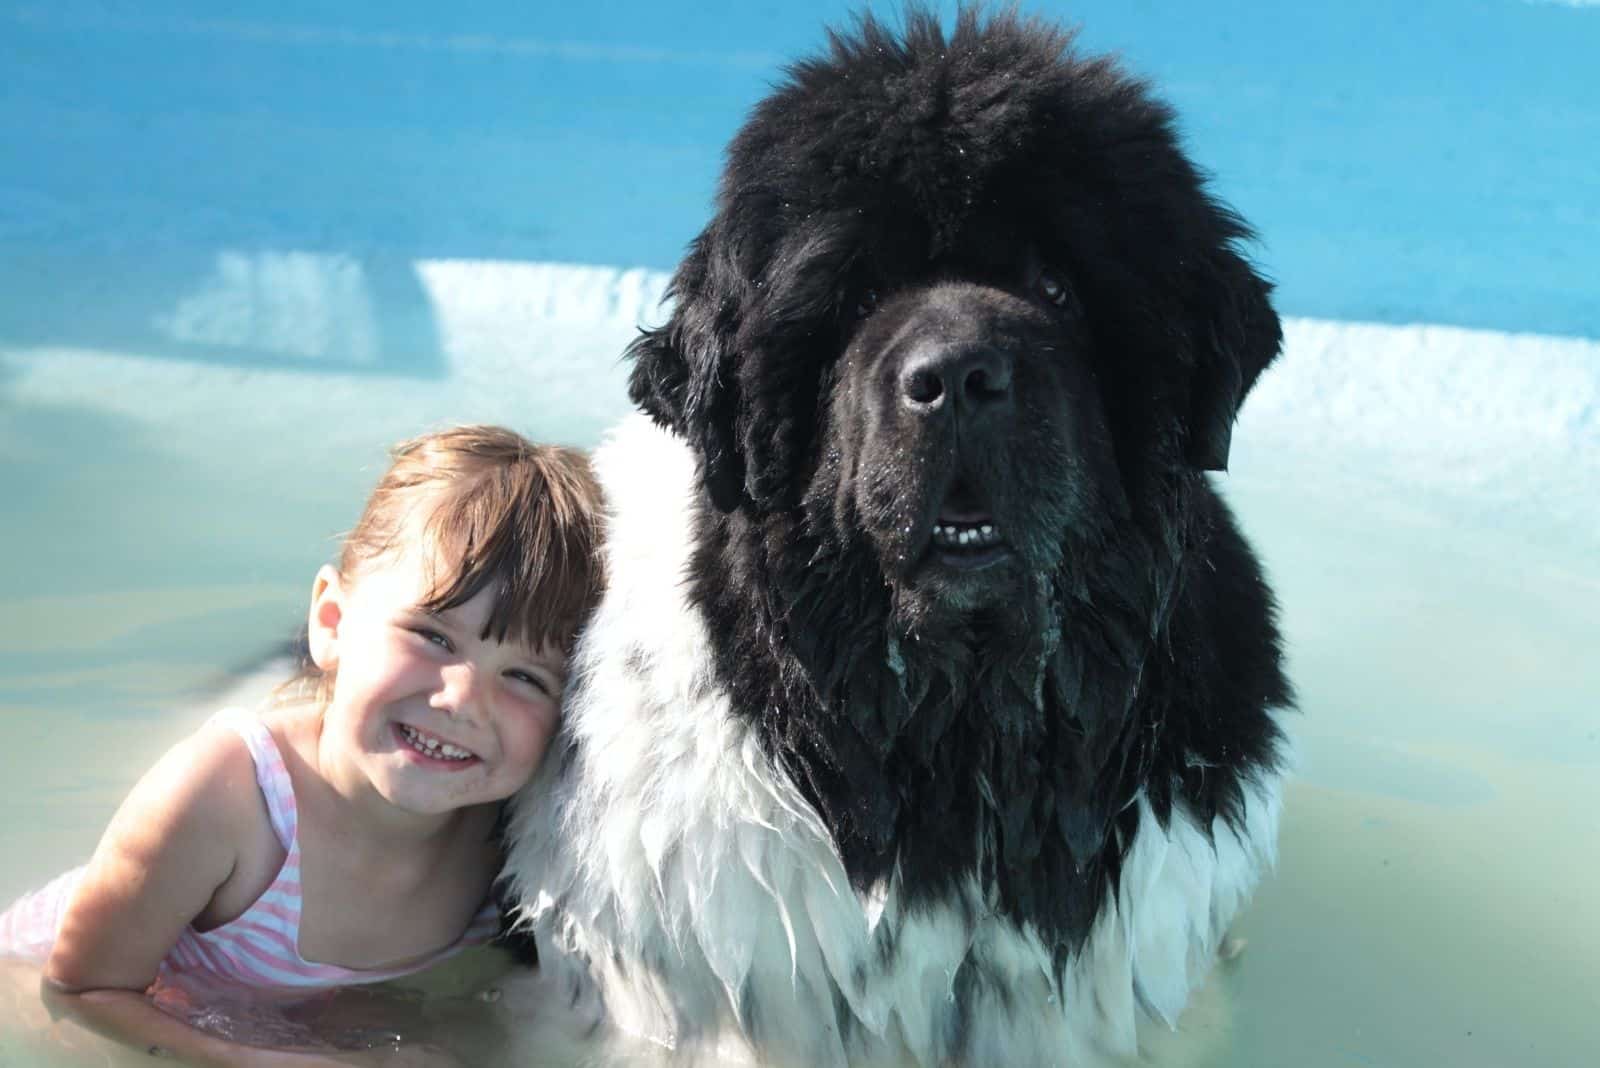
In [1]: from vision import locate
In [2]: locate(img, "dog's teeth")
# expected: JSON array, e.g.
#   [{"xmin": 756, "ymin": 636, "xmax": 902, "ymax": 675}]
[
  {"xmin": 931, "ymin": 520, "xmax": 1008, "ymax": 551},
  {"xmin": 932, "ymin": 521, "xmax": 1007, "ymax": 550}
]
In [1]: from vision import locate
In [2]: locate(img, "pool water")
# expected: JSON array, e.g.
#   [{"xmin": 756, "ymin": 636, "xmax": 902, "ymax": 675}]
[{"xmin": 2, "ymin": 278, "xmax": 1597, "ymax": 1065}]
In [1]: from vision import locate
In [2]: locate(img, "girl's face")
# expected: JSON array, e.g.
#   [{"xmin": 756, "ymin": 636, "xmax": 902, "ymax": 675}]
[{"xmin": 307, "ymin": 546, "xmax": 566, "ymax": 817}]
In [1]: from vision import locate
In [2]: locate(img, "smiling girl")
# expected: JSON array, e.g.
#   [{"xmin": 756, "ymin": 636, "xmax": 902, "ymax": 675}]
[{"xmin": 0, "ymin": 426, "xmax": 605, "ymax": 1065}]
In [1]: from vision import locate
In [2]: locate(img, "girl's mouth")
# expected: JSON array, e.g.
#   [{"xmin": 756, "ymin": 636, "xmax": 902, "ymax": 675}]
[{"xmin": 394, "ymin": 723, "xmax": 480, "ymax": 768}]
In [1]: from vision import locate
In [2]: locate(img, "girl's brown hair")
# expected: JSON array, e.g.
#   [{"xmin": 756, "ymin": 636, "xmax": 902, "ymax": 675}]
[{"xmin": 297, "ymin": 425, "xmax": 606, "ymax": 702}]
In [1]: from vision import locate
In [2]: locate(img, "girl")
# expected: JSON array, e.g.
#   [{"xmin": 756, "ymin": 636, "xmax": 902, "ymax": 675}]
[{"xmin": 0, "ymin": 425, "xmax": 605, "ymax": 1066}]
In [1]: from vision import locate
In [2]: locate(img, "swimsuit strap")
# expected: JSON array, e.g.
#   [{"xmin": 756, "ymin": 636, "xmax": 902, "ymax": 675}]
[{"xmin": 209, "ymin": 708, "xmax": 298, "ymax": 852}]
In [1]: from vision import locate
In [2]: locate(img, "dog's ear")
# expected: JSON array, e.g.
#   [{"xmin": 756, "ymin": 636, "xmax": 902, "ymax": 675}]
[
  {"xmin": 626, "ymin": 245, "xmax": 747, "ymax": 512},
  {"xmin": 1184, "ymin": 249, "xmax": 1282, "ymax": 471},
  {"xmin": 626, "ymin": 325, "xmax": 746, "ymax": 513}
]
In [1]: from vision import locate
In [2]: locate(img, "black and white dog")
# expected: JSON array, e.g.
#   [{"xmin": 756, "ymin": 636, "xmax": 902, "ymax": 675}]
[{"xmin": 506, "ymin": 10, "xmax": 1292, "ymax": 1065}]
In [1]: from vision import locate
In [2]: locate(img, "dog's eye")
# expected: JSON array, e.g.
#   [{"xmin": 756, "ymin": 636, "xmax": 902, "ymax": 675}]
[
  {"xmin": 1035, "ymin": 268, "xmax": 1072, "ymax": 308},
  {"xmin": 854, "ymin": 289, "xmax": 880, "ymax": 319}
]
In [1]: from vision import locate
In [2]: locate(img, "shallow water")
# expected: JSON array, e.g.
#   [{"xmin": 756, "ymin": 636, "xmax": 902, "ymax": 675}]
[
  {"xmin": 1193, "ymin": 470, "xmax": 1600, "ymax": 1067},
  {"xmin": 3, "ymin": 337, "xmax": 1597, "ymax": 1067}
]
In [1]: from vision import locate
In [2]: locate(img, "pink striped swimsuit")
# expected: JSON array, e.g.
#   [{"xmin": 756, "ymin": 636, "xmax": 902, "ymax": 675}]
[{"xmin": 0, "ymin": 709, "xmax": 500, "ymax": 991}]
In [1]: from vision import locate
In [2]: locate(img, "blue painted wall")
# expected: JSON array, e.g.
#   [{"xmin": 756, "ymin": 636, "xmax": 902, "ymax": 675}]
[{"xmin": 3, "ymin": 1, "xmax": 1596, "ymax": 337}]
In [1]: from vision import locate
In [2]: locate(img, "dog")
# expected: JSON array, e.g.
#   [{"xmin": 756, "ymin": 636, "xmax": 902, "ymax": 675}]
[{"xmin": 504, "ymin": 9, "xmax": 1293, "ymax": 1065}]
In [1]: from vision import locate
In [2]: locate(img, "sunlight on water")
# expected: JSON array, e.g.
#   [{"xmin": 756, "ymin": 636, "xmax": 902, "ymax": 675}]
[{"xmin": 1, "ymin": 258, "xmax": 1595, "ymax": 1063}]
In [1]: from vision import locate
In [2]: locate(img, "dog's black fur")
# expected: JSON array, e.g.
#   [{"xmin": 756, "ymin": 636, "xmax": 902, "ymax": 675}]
[{"xmin": 620, "ymin": 7, "xmax": 1291, "ymax": 969}]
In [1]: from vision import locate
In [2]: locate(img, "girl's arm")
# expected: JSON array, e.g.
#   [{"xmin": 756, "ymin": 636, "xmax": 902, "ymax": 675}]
[
  {"xmin": 38, "ymin": 977, "xmax": 461, "ymax": 1067},
  {"xmin": 37, "ymin": 730, "xmax": 462, "ymax": 1068},
  {"xmin": 47, "ymin": 727, "xmax": 247, "ymax": 987},
  {"xmin": 39, "ymin": 980, "xmax": 355, "ymax": 1067},
  {"xmin": 38, "ymin": 727, "xmax": 339, "ymax": 1067}
]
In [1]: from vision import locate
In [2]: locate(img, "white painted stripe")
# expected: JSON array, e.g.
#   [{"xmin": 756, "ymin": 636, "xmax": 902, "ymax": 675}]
[{"xmin": 5, "ymin": 259, "xmax": 1594, "ymax": 541}]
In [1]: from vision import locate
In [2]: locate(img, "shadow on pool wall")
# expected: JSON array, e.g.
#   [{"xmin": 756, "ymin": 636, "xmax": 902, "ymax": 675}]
[{"xmin": 0, "ymin": 248, "xmax": 450, "ymax": 378}]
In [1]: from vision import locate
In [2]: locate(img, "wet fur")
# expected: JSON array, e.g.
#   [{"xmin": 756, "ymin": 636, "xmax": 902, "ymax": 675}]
[{"xmin": 505, "ymin": 9, "xmax": 1292, "ymax": 1065}]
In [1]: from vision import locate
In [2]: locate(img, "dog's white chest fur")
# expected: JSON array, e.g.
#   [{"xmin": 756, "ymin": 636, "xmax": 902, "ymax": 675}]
[{"xmin": 503, "ymin": 415, "xmax": 1286, "ymax": 1067}]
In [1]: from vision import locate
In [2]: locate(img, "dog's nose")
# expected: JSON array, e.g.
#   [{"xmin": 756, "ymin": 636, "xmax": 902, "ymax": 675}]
[{"xmin": 899, "ymin": 342, "xmax": 1014, "ymax": 417}]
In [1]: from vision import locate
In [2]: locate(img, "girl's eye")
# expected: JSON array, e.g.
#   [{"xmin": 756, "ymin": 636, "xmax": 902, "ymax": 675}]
[
  {"xmin": 1035, "ymin": 268, "xmax": 1072, "ymax": 309},
  {"xmin": 414, "ymin": 627, "xmax": 453, "ymax": 652},
  {"xmin": 507, "ymin": 670, "xmax": 555, "ymax": 698}
]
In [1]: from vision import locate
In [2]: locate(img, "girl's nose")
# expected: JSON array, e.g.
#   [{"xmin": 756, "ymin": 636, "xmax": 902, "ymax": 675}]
[{"xmin": 431, "ymin": 661, "xmax": 485, "ymax": 721}]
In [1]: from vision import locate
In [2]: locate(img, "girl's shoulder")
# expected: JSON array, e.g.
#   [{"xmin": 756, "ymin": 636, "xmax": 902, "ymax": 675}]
[
  {"xmin": 153, "ymin": 713, "xmax": 289, "ymax": 928},
  {"xmin": 93, "ymin": 709, "xmax": 293, "ymax": 894},
  {"xmin": 127, "ymin": 713, "xmax": 279, "ymax": 857}
]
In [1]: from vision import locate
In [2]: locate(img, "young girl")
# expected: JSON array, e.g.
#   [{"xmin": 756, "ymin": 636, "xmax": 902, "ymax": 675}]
[{"xmin": 0, "ymin": 425, "xmax": 605, "ymax": 1066}]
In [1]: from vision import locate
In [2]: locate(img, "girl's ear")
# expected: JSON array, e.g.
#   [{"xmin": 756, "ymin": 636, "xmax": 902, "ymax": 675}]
[{"xmin": 307, "ymin": 565, "xmax": 345, "ymax": 671}]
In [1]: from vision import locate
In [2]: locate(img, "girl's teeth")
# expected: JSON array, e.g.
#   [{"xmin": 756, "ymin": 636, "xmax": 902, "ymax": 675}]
[{"xmin": 400, "ymin": 724, "xmax": 472, "ymax": 762}]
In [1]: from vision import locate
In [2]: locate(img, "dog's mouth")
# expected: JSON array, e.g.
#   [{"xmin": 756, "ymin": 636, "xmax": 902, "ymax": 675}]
[
  {"xmin": 930, "ymin": 512, "xmax": 1002, "ymax": 550},
  {"xmin": 923, "ymin": 483, "xmax": 1014, "ymax": 572}
]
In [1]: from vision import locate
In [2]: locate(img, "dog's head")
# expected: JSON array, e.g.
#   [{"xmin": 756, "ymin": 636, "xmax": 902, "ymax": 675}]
[{"xmin": 628, "ymin": 9, "xmax": 1280, "ymax": 615}]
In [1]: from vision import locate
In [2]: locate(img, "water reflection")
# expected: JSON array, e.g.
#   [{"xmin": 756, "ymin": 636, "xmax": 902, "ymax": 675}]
[{"xmin": 152, "ymin": 961, "xmax": 508, "ymax": 1061}]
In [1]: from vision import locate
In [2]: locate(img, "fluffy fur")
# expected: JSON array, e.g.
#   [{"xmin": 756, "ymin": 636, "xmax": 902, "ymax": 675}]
[{"xmin": 505, "ymin": 9, "xmax": 1293, "ymax": 1066}]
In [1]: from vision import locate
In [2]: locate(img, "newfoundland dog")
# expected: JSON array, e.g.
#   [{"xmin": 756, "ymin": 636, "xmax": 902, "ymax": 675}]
[{"xmin": 505, "ymin": 9, "xmax": 1292, "ymax": 1066}]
